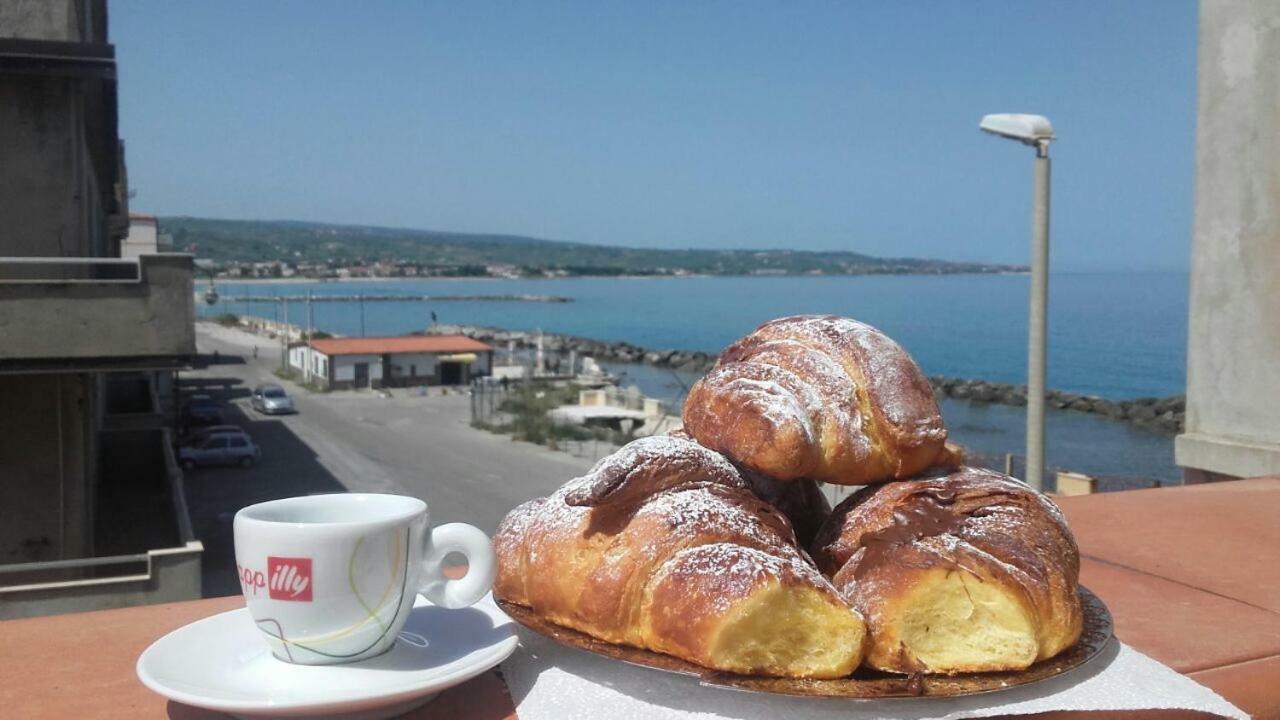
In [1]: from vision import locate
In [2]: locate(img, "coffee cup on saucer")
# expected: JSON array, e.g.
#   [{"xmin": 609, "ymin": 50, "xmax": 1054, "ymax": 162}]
[{"xmin": 233, "ymin": 493, "xmax": 495, "ymax": 666}]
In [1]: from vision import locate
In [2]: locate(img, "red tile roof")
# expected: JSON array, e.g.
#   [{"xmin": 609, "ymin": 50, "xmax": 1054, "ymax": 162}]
[{"xmin": 308, "ymin": 335, "xmax": 493, "ymax": 356}]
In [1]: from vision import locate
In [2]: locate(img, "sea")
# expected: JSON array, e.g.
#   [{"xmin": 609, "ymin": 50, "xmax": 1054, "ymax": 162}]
[{"xmin": 200, "ymin": 272, "xmax": 1188, "ymax": 484}]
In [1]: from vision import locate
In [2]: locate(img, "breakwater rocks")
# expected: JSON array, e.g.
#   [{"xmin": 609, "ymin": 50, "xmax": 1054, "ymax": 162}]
[
  {"xmin": 441, "ymin": 324, "xmax": 1185, "ymax": 434},
  {"xmin": 927, "ymin": 377, "xmax": 1184, "ymax": 434}
]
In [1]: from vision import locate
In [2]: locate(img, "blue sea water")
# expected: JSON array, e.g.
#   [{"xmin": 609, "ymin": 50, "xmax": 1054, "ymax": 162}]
[
  {"xmin": 202, "ymin": 272, "xmax": 1188, "ymax": 482},
  {"xmin": 206, "ymin": 272, "xmax": 1187, "ymax": 398}
]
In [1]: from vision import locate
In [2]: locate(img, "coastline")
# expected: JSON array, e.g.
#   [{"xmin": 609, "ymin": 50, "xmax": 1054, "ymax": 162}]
[
  {"xmin": 437, "ymin": 323, "xmax": 1185, "ymax": 435},
  {"xmin": 204, "ymin": 270, "xmax": 1031, "ymax": 285}
]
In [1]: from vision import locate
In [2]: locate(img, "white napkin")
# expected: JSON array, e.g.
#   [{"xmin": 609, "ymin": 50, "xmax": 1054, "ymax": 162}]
[{"xmin": 501, "ymin": 630, "xmax": 1249, "ymax": 720}]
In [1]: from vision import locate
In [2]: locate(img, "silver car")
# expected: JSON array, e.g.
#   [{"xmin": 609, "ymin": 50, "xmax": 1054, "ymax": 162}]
[
  {"xmin": 250, "ymin": 384, "xmax": 296, "ymax": 414},
  {"xmin": 179, "ymin": 433, "xmax": 260, "ymax": 469}
]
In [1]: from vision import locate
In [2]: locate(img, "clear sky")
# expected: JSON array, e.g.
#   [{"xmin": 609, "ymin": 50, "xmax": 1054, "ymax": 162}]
[{"xmin": 113, "ymin": 1, "xmax": 1197, "ymax": 272}]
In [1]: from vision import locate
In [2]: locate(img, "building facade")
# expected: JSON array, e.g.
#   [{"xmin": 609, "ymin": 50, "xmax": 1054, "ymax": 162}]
[
  {"xmin": 0, "ymin": 0, "xmax": 201, "ymax": 618},
  {"xmin": 289, "ymin": 336, "xmax": 494, "ymax": 390},
  {"xmin": 1176, "ymin": 0, "xmax": 1280, "ymax": 482},
  {"xmin": 120, "ymin": 213, "xmax": 171, "ymax": 258}
]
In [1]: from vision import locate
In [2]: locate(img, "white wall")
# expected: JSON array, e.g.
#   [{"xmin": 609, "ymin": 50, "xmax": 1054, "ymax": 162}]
[
  {"xmin": 121, "ymin": 220, "xmax": 159, "ymax": 258},
  {"xmin": 333, "ymin": 354, "xmax": 382, "ymax": 383},
  {"xmin": 288, "ymin": 346, "xmax": 330, "ymax": 381},
  {"xmin": 385, "ymin": 352, "xmax": 438, "ymax": 378}
]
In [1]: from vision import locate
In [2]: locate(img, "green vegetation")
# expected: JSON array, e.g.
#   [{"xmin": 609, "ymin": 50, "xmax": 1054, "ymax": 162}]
[
  {"xmin": 472, "ymin": 381, "xmax": 632, "ymax": 449},
  {"xmin": 215, "ymin": 313, "xmax": 240, "ymax": 327},
  {"xmin": 273, "ymin": 367, "xmax": 328, "ymax": 393},
  {"xmin": 164, "ymin": 216, "xmax": 1024, "ymax": 277}
]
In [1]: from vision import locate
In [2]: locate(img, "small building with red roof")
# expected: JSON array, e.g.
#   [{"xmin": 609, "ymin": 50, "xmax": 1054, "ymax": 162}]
[{"xmin": 288, "ymin": 334, "xmax": 494, "ymax": 389}]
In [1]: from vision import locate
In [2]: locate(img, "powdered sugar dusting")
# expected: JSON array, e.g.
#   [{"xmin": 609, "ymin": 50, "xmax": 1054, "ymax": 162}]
[
  {"xmin": 723, "ymin": 376, "xmax": 815, "ymax": 443},
  {"xmin": 635, "ymin": 486, "xmax": 794, "ymax": 553},
  {"xmin": 569, "ymin": 434, "xmax": 744, "ymax": 499},
  {"xmin": 788, "ymin": 315, "xmax": 944, "ymax": 441},
  {"xmin": 656, "ymin": 542, "xmax": 838, "ymax": 614}
]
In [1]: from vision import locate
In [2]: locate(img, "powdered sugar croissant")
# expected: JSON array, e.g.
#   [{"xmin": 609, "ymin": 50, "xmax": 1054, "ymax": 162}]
[
  {"xmin": 811, "ymin": 467, "xmax": 1083, "ymax": 674},
  {"xmin": 683, "ymin": 315, "xmax": 961, "ymax": 485},
  {"xmin": 493, "ymin": 436, "xmax": 866, "ymax": 678}
]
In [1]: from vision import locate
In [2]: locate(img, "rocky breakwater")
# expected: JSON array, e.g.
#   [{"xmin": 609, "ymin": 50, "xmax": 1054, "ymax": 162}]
[
  {"xmin": 440, "ymin": 324, "xmax": 1185, "ymax": 434},
  {"xmin": 928, "ymin": 377, "xmax": 1184, "ymax": 434}
]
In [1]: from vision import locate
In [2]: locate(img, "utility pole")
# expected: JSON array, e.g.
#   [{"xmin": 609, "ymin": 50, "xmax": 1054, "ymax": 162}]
[
  {"xmin": 304, "ymin": 291, "xmax": 313, "ymax": 382},
  {"xmin": 359, "ymin": 294, "xmax": 366, "ymax": 337},
  {"xmin": 281, "ymin": 296, "xmax": 289, "ymax": 371}
]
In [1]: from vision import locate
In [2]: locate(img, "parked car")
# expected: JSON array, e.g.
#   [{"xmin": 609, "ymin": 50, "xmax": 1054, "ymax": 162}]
[
  {"xmin": 250, "ymin": 384, "xmax": 296, "ymax": 415},
  {"xmin": 184, "ymin": 394, "xmax": 224, "ymax": 427},
  {"xmin": 179, "ymin": 433, "xmax": 261, "ymax": 469},
  {"xmin": 182, "ymin": 424, "xmax": 249, "ymax": 448}
]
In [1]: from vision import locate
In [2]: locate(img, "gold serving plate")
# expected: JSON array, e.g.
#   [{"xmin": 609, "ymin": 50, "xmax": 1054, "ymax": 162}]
[{"xmin": 496, "ymin": 586, "xmax": 1113, "ymax": 699}]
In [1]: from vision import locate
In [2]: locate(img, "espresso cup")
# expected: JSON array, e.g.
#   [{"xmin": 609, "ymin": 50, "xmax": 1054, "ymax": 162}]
[{"xmin": 233, "ymin": 493, "xmax": 496, "ymax": 665}]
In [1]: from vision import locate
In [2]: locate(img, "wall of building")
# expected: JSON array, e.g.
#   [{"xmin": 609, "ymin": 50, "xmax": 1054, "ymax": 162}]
[
  {"xmin": 385, "ymin": 352, "xmax": 439, "ymax": 380},
  {"xmin": 120, "ymin": 218, "xmax": 159, "ymax": 258},
  {"xmin": 1176, "ymin": 0, "xmax": 1280, "ymax": 480},
  {"xmin": 0, "ymin": 373, "xmax": 96, "ymax": 564},
  {"xmin": 0, "ymin": 0, "xmax": 92, "ymax": 42},
  {"xmin": 333, "ymin": 354, "xmax": 383, "ymax": 384},
  {"xmin": 0, "ymin": 76, "xmax": 97, "ymax": 258}
]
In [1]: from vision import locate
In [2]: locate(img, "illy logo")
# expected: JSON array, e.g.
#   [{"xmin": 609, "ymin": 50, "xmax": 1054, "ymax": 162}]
[{"xmin": 267, "ymin": 557, "xmax": 313, "ymax": 601}]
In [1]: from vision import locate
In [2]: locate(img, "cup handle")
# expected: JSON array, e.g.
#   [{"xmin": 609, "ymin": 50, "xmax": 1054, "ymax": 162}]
[{"xmin": 419, "ymin": 523, "xmax": 496, "ymax": 609}]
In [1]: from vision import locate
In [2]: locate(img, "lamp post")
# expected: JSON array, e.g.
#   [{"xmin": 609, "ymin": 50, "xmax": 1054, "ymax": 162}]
[{"xmin": 979, "ymin": 113, "xmax": 1054, "ymax": 492}]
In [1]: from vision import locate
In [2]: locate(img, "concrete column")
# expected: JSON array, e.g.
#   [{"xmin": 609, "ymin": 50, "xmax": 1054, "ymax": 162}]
[{"xmin": 1175, "ymin": 0, "xmax": 1280, "ymax": 480}]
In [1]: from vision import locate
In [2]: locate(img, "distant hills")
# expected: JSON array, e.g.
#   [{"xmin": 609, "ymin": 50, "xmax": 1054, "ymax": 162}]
[{"xmin": 162, "ymin": 216, "xmax": 1025, "ymax": 278}]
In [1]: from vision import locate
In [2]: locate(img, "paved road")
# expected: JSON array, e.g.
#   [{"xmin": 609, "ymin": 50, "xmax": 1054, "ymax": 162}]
[{"xmin": 185, "ymin": 323, "xmax": 592, "ymax": 596}]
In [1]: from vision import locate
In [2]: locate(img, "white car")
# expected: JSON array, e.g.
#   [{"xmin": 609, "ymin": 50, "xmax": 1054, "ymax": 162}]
[
  {"xmin": 179, "ymin": 433, "xmax": 260, "ymax": 469},
  {"xmin": 250, "ymin": 384, "xmax": 296, "ymax": 415}
]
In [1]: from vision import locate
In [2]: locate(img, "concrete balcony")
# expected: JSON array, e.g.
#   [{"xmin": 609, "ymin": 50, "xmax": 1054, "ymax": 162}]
[
  {"xmin": 0, "ymin": 424, "xmax": 203, "ymax": 620},
  {"xmin": 0, "ymin": 254, "xmax": 195, "ymax": 373}
]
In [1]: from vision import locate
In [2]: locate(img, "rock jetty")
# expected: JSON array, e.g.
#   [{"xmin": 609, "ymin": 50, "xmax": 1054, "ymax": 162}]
[{"xmin": 438, "ymin": 324, "xmax": 1185, "ymax": 434}]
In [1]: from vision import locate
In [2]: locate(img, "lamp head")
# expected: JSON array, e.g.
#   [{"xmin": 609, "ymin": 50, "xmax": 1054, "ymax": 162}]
[{"xmin": 979, "ymin": 114, "xmax": 1054, "ymax": 152}]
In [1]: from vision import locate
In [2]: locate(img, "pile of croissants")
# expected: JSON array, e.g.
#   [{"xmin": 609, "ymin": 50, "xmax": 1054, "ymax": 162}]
[{"xmin": 494, "ymin": 315, "xmax": 1083, "ymax": 679}]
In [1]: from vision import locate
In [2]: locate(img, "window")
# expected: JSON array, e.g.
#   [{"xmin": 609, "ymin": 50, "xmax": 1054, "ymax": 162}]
[
  {"xmin": 229, "ymin": 437, "xmax": 247, "ymax": 448},
  {"xmin": 410, "ymin": 364, "xmax": 416, "ymax": 376}
]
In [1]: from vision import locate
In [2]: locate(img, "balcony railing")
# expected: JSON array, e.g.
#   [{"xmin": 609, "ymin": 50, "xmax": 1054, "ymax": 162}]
[
  {"xmin": 0, "ymin": 254, "xmax": 195, "ymax": 372},
  {"xmin": 0, "ymin": 427, "xmax": 202, "ymax": 619}
]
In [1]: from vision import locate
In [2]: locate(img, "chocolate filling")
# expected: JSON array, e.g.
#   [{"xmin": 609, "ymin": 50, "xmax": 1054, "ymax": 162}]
[{"xmin": 851, "ymin": 487, "xmax": 968, "ymax": 579}]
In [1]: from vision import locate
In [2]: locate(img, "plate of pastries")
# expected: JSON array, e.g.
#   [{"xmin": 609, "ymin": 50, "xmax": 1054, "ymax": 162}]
[{"xmin": 493, "ymin": 315, "xmax": 1112, "ymax": 698}]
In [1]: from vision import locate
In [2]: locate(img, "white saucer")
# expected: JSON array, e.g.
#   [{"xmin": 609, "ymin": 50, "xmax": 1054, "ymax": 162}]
[{"xmin": 137, "ymin": 593, "xmax": 517, "ymax": 720}]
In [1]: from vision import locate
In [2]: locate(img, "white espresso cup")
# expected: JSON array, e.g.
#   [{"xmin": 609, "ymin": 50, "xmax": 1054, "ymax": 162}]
[{"xmin": 233, "ymin": 493, "xmax": 496, "ymax": 665}]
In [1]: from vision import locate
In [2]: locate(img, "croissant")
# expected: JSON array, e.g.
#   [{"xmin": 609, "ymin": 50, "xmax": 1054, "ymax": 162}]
[
  {"xmin": 494, "ymin": 435, "xmax": 867, "ymax": 678},
  {"xmin": 811, "ymin": 467, "xmax": 1083, "ymax": 674},
  {"xmin": 683, "ymin": 315, "xmax": 960, "ymax": 485},
  {"xmin": 665, "ymin": 425, "xmax": 832, "ymax": 547}
]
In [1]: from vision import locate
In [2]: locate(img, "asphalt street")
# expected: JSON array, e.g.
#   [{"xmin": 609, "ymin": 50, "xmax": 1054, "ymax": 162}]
[{"xmin": 185, "ymin": 322, "xmax": 592, "ymax": 596}]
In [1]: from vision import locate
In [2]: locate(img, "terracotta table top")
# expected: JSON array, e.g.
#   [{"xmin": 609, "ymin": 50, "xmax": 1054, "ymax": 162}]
[{"xmin": 1, "ymin": 478, "xmax": 1277, "ymax": 720}]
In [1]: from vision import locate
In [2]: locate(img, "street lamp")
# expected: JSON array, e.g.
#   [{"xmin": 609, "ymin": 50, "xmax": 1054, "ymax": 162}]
[{"xmin": 980, "ymin": 113, "xmax": 1054, "ymax": 492}]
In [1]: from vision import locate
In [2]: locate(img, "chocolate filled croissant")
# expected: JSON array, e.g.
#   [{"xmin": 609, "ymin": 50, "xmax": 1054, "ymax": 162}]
[
  {"xmin": 494, "ymin": 436, "xmax": 867, "ymax": 678},
  {"xmin": 811, "ymin": 467, "xmax": 1083, "ymax": 674},
  {"xmin": 683, "ymin": 315, "xmax": 960, "ymax": 485}
]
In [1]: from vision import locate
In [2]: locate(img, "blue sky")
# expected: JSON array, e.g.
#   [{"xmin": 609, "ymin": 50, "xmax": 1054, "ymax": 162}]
[{"xmin": 113, "ymin": 2, "xmax": 1197, "ymax": 271}]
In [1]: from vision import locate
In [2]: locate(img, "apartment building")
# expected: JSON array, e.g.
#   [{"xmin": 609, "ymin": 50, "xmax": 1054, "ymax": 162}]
[{"xmin": 0, "ymin": 0, "xmax": 201, "ymax": 618}]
